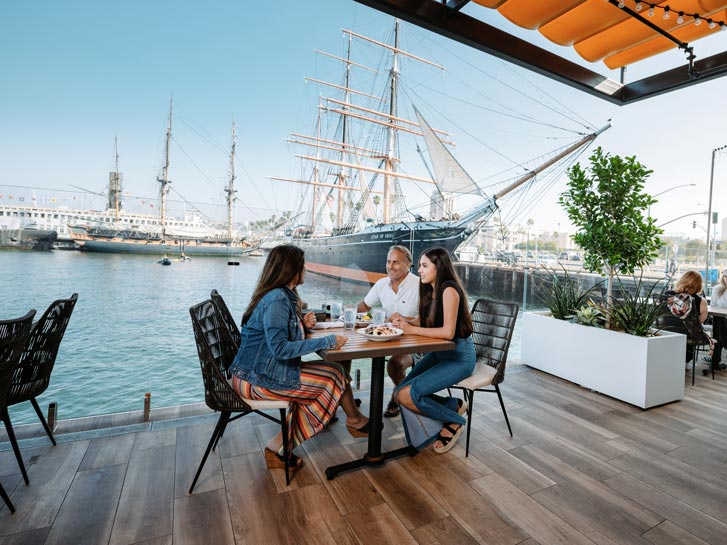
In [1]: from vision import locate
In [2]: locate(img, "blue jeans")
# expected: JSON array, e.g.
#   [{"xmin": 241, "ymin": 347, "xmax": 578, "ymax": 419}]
[{"xmin": 396, "ymin": 336, "xmax": 476, "ymax": 427}]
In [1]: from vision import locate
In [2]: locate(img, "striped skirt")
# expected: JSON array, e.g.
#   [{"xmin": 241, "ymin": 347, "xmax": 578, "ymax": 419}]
[{"xmin": 233, "ymin": 361, "xmax": 346, "ymax": 451}]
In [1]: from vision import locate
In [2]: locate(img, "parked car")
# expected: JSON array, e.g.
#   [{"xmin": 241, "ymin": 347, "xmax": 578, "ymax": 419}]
[{"xmin": 558, "ymin": 252, "xmax": 569, "ymax": 261}]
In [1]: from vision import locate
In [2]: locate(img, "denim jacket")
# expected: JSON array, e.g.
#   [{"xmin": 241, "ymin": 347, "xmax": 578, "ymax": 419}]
[{"xmin": 229, "ymin": 287, "xmax": 337, "ymax": 390}]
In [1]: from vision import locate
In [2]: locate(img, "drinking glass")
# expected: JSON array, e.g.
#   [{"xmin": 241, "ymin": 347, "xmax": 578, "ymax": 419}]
[
  {"xmin": 330, "ymin": 301, "xmax": 342, "ymax": 321},
  {"xmin": 343, "ymin": 305, "xmax": 356, "ymax": 330},
  {"xmin": 372, "ymin": 309, "xmax": 386, "ymax": 326}
]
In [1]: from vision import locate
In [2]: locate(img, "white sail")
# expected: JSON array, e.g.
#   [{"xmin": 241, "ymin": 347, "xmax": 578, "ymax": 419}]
[{"xmin": 414, "ymin": 106, "xmax": 484, "ymax": 197}]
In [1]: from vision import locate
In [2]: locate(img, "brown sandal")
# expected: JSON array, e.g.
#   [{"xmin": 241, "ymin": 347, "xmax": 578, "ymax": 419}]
[{"xmin": 346, "ymin": 421, "xmax": 370, "ymax": 437}]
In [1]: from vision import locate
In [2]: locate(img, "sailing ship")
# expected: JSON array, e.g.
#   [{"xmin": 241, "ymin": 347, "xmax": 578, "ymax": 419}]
[
  {"xmin": 70, "ymin": 106, "xmax": 256, "ymax": 256},
  {"xmin": 272, "ymin": 21, "xmax": 609, "ymax": 283}
]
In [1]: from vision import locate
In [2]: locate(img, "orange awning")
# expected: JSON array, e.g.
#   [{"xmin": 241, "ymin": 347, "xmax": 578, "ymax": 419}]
[
  {"xmin": 354, "ymin": 0, "xmax": 727, "ymax": 105},
  {"xmin": 473, "ymin": 0, "xmax": 726, "ymax": 68}
]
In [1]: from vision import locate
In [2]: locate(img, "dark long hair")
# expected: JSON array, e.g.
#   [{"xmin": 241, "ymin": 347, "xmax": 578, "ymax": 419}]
[
  {"xmin": 242, "ymin": 245, "xmax": 305, "ymax": 325},
  {"xmin": 418, "ymin": 247, "xmax": 472, "ymax": 332}
]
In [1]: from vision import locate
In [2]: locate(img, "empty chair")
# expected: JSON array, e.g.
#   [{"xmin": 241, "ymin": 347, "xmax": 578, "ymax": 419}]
[
  {"xmin": 450, "ymin": 298, "xmax": 518, "ymax": 457},
  {"xmin": 3, "ymin": 294, "xmax": 78, "ymax": 485},
  {"xmin": 188, "ymin": 299, "xmax": 291, "ymax": 491},
  {"xmin": 0, "ymin": 309, "xmax": 36, "ymax": 508}
]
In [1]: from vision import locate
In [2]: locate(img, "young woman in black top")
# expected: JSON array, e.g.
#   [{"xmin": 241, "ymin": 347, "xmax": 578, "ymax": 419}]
[{"xmin": 391, "ymin": 247, "xmax": 476, "ymax": 453}]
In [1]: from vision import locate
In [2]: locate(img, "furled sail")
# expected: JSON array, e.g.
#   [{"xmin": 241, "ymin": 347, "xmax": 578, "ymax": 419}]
[{"xmin": 414, "ymin": 106, "xmax": 484, "ymax": 198}]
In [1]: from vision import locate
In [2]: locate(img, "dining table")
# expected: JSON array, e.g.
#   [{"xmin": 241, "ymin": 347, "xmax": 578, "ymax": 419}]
[{"xmin": 308, "ymin": 325, "xmax": 455, "ymax": 480}]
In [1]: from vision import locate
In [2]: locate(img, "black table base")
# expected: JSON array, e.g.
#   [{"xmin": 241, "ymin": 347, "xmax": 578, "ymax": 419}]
[{"xmin": 325, "ymin": 355, "xmax": 417, "ymax": 480}]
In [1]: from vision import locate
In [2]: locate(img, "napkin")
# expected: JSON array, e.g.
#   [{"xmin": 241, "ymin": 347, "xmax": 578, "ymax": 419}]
[{"xmin": 312, "ymin": 322, "xmax": 344, "ymax": 330}]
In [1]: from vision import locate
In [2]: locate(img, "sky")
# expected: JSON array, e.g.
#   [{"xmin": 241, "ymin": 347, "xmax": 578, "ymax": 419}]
[{"xmin": 2, "ymin": 0, "xmax": 727, "ymax": 240}]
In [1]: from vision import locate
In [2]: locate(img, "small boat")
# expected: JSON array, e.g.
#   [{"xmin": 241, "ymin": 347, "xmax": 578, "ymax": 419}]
[
  {"xmin": 178, "ymin": 253, "xmax": 191, "ymax": 261},
  {"xmin": 158, "ymin": 256, "xmax": 171, "ymax": 266},
  {"xmin": 248, "ymin": 249, "xmax": 263, "ymax": 257}
]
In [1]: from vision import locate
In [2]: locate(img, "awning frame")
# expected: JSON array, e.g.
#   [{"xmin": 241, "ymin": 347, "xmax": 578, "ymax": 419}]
[{"xmin": 354, "ymin": 0, "xmax": 727, "ymax": 105}]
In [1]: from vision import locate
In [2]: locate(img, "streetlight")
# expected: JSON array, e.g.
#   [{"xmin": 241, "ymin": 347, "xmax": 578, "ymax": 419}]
[
  {"xmin": 706, "ymin": 145, "xmax": 727, "ymax": 292},
  {"xmin": 648, "ymin": 183, "xmax": 696, "ymax": 218}
]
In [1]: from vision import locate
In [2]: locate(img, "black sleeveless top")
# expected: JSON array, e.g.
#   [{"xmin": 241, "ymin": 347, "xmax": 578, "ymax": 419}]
[{"xmin": 423, "ymin": 280, "xmax": 472, "ymax": 339}]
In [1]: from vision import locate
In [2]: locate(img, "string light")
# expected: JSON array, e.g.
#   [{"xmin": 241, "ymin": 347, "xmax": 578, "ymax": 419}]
[{"xmin": 612, "ymin": 2, "xmax": 727, "ymax": 30}]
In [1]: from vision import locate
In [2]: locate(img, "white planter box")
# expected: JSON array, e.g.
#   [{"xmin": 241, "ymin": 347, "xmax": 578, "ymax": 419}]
[{"xmin": 521, "ymin": 312, "xmax": 686, "ymax": 409}]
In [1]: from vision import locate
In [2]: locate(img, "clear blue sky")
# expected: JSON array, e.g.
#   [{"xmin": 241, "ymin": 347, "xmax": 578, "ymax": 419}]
[{"xmin": 2, "ymin": 0, "xmax": 726, "ymax": 239}]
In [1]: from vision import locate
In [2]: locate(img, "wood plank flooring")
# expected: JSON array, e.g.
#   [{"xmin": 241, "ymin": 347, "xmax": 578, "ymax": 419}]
[{"xmin": 2, "ymin": 365, "xmax": 727, "ymax": 544}]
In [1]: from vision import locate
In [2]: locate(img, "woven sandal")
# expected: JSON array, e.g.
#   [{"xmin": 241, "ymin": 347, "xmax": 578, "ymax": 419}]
[{"xmin": 433, "ymin": 423, "xmax": 464, "ymax": 454}]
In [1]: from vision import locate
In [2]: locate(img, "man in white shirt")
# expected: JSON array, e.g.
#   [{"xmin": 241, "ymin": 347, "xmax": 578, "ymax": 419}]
[{"xmin": 357, "ymin": 245, "xmax": 420, "ymax": 417}]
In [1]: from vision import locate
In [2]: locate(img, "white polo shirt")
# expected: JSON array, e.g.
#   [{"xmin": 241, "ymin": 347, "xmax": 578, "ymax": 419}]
[{"xmin": 364, "ymin": 272, "xmax": 420, "ymax": 319}]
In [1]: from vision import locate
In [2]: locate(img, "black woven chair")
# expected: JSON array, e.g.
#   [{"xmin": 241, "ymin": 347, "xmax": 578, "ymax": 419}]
[
  {"xmin": 4, "ymin": 294, "xmax": 78, "ymax": 484},
  {"xmin": 210, "ymin": 289, "xmax": 241, "ymax": 355},
  {"xmin": 451, "ymin": 298, "xmax": 518, "ymax": 457},
  {"xmin": 189, "ymin": 299, "xmax": 291, "ymax": 492},
  {"xmin": 0, "ymin": 309, "xmax": 36, "ymax": 511}
]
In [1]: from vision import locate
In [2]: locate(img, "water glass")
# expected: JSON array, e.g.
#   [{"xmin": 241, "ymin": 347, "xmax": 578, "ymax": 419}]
[
  {"xmin": 343, "ymin": 305, "xmax": 356, "ymax": 330},
  {"xmin": 372, "ymin": 309, "xmax": 386, "ymax": 326},
  {"xmin": 330, "ymin": 301, "xmax": 342, "ymax": 321}
]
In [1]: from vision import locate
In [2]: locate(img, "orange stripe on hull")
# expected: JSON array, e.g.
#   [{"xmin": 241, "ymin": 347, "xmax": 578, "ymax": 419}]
[{"xmin": 305, "ymin": 262, "xmax": 386, "ymax": 284}]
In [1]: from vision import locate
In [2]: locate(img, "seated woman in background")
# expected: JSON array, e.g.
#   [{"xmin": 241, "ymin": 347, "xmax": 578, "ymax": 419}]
[
  {"xmin": 711, "ymin": 270, "xmax": 727, "ymax": 308},
  {"xmin": 228, "ymin": 245, "xmax": 348, "ymax": 472},
  {"xmin": 671, "ymin": 269, "xmax": 713, "ymax": 363},
  {"xmin": 391, "ymin": 247, "xmax": 476, "ymax": 454}
]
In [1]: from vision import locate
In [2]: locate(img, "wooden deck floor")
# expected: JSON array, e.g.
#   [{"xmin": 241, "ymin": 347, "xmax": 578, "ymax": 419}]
[{"xmin": 2, "ymin": 364, "xmax": 727, "ymax": 545}]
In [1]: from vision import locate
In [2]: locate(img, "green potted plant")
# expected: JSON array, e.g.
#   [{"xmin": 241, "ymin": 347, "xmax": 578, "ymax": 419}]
[
  {"xmin": 559, "ymin": 147, "xmax": 663, "ymax": 327},
  {"xmin": 521, "ymin": 148, "xmax": 685, "ymax": 409}
]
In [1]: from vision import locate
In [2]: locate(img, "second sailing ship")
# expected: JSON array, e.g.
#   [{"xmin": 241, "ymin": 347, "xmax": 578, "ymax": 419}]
[{"xmin": 71, "ymin": 105, "xmax": 255, "ymax": 257}]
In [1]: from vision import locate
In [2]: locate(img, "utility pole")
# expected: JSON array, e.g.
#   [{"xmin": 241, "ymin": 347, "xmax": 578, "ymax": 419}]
[{"xmin": 706, "ymin": 145, "xmax": 727, "ymax": 293}]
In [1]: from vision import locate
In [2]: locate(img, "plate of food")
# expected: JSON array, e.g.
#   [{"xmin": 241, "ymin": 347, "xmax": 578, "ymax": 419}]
[{"xmin": 356, "ymin": 324, "xmax": 404, "ymax": 342}]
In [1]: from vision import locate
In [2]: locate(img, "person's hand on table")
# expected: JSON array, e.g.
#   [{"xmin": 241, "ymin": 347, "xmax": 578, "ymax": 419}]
[
  {"xmin": 392, "ymin": 317, "xmax": 413, "ymax": 333},
  {"xmin": 303, "ymin": 311, "xmax": 316, "ymax": 329},
  {"xmin": 333, "ymin": 334, "xmax": 348, "ymax": 350},
  {"xmin": 389, "ymin": 312, "xmax": 404, "ymax": 322}
]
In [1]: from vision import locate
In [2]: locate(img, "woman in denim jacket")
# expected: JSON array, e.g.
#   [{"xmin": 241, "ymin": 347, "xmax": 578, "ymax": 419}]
[{"xmin": 229, "ymin": 245, "xmax": 348, "ymax": 471}]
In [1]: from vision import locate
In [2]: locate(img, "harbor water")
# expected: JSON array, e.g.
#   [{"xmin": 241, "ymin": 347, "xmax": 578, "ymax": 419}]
[{"xmin": 2, "ymin": 250, "xmax": 523, "ymax": 425}]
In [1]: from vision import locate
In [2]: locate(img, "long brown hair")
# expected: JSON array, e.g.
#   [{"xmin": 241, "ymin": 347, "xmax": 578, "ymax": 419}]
[
  {"xmin": 242, "ymin": 245, "xmax": 305, "ymax": 324},
  {"xmin": 417, "ymin": 247, "xmax": 472, "ymax": 333}
]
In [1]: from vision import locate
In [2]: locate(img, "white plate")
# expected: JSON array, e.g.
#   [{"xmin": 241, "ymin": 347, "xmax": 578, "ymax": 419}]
[{"xmin": 356, "ymin": 325, "xmax": 404, "ymax": 342}]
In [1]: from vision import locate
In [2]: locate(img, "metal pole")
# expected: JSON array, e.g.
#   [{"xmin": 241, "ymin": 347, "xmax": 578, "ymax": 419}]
[{"xmin": 706, "ymin": 146, "xmax": 727, "ymax": 292}]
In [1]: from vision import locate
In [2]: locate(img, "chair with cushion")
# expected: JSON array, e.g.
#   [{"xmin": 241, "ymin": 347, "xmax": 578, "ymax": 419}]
[
  {"xmin": 0, "ymin": 309, "xmax": 36, "ymax": 509},
  {"xmin": 189, "ymin": 299, "xmax": 291, "ymax": 491},
  {"xmin": 4, "ymin": 294, "xmax": 78, "ymax": 484},
  {"xmin": 451, "ymin": 298, "xmax": 518, "ymax": 457}
]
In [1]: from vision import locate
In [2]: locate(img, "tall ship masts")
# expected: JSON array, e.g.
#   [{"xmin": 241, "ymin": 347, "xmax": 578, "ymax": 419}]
[
  {"xmin": 225, "ymin": 121, "xmax": 238, "ymax": 240},
  {"xmin": 157, "ymin": 98, "xmax": 173, "ymax": 238},
  {"xmin": 108, "ymin": 135, "xmax": 123, "ymax": 223},
  {"xmin": 271, "ymin": 20, "xmax": 610, "ymax": 282}
]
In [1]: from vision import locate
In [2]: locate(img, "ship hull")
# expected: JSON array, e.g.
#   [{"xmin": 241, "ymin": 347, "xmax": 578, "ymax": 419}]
[
  {"xmin": 297, "ymin": 222, "xmax": 469, "ymax": 283},
  {"xmin": 70, "ymin": 227, "xmax": 252, "ymax": 256},
  {"xmin": 0, "ymin": 228, "xmax": 57, "ymax": 251}
]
